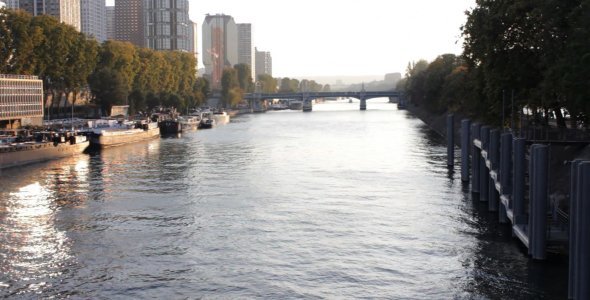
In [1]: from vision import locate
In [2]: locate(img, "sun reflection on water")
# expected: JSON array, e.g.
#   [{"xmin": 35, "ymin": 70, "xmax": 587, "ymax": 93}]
[{"xmin": 0, "ymin": 178, "xmax": 74, "ymax": 295}]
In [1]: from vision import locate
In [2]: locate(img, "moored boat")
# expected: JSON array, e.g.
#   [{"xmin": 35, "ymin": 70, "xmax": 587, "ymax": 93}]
[
  {"xmin": 87, "ymin": 119, "xmax": 160, "ymax": 148},
  {"xmin": 198, "ymin": 111, "xmax": 215, "ymax": 129},
  {"xmin": 178, "ymin": 116, "xmax": 200, "ymax": 131},
  {"xmin": 212, "ymin": 111, "xmax": 230, "ymax": 125},
  {"xmin": 0, "ymin": 130, "xmax": 89, "ymax": 169}
]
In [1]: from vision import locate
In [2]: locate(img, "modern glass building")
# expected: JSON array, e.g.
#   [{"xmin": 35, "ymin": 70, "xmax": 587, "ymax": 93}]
[
  {"xmin": 144, "ymin": 0, "xmax": 190, "ymax": 52},
  {"xmin": 19, "ymin": 0, "xmax": 81, "ymax": 31},
  {"xmin": 0, "ymin": 74, "xmax": 44, "ymax": 128},
  {"xmin": 202, "ymin": 14, "xmax": 238, "ymax": 89}
]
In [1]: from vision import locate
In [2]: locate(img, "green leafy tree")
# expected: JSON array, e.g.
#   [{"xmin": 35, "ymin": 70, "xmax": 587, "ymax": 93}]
[
  {"xmin": 88, "ymin": 68, "xmax": 128, "ymax": 116},
  {"xmin": 221, "ymin": 68, "xmax": 242, "ymax": 107},
  {"xmin": 234, "ymin": 63, "xmax": 254, "ymax": 92},
  {"xmin": 257, "ymin": 74, "xmax": 277, "ymax": 93}
]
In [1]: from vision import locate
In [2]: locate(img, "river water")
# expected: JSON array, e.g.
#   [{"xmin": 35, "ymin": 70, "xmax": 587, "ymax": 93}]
[{"xmin": 0, "ymin": 100, "xmax": 567, "ymax": 298}]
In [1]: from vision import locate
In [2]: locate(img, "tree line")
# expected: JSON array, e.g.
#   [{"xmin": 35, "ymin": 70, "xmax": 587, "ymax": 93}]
[
  {"xmin": 0, "ymin": 8, "xmax": 208, "ymax": 117},
  {"xmin": 397, "ymin": 0, "xmax": 590, "ymax": 128}
]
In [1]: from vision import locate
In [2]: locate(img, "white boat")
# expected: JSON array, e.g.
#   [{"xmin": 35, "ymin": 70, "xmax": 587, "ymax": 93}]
[
  {"xmin": 87, "ymin": 119, "xmax": 160, "ymax": 148},
  {"xmin": 212, "ymin": 111, "xmax": 230, "ymax": 125},
  {"xmin": 178, "ymin": 116, "xmax": 200, "ymax": 131},
  {"xmin": 198, "ymin": 111, "xmax": 215, "ymax": 129}
]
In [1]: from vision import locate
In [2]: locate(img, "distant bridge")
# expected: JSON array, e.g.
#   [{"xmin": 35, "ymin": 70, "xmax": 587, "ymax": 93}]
[{"xmin": 243, "ymin": 90, "xmax": 403, "ymax": 111}]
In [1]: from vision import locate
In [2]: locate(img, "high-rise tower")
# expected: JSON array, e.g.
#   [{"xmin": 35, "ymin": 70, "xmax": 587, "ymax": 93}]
[
  {"xmin": 19, "ymin": 0, "xmax": 81, "ymax": 31},
  {"xmin": 202, "ymin": 14, "xmax": 238, "ymax": 89},
  {"xmin": 80, "ymin": 0, "xmax": 106, "ymax": 42},
  {"xmin": 115, "ymin": 0, "xmax": 144, "ymax": 47},
  {"xmin": 255, "ymin": 47, "xmax": 272, "ymax": 78},
  {"xmin": 105, "ymin": 5, "xmax": 115, "ymax": 40},
  {"xmin": 237, "ymin": 23, "xmax": 254, "ymax": 79},
  {"xmin": 144, "ymin": 0, "xmax": 190, "ymax": 51}
]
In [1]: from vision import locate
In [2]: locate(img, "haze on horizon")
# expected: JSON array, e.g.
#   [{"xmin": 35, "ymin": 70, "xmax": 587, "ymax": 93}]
[{"xmin": 108, "ymin": 0, "xmax": 476, "ymax": 79}]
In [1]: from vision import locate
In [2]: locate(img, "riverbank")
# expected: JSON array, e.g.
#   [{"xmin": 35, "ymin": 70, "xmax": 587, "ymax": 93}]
[{"xmin": 407, "ymin": 102, "xmax": 590, "ymax": 256}]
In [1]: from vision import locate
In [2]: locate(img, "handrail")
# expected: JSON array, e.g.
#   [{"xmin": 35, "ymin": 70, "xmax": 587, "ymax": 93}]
[{"xmin": 0, "ymin": 74, "xmax": 39, "ymax": 80}]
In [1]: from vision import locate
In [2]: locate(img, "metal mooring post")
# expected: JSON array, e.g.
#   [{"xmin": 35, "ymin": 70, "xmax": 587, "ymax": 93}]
[
  {"xmin": 513, "ymin": 138, "xmax": 526, "ymax": 224},
  {"xmin": 471, "ymin": 123, "xmax": 481, "ymax": 193},
  {"xmin": 447, "ymin": 114, "xmax": 454, "ymax": 167},
  {"xmin": 461, "ymin": 119, "xmax": 471, "ymax": 182},
  {"xmin": 531, "ymin": 145, "xmax": 548, "ymax": 260},
  {"xmin": 488, "ymin": 129, "xmax": 500, "ymax": 212},
  {"xmin": 573, "ymin": 162, "xmax": 590, "ymax": 299},
  {"xmin": 480, "ymin": 126, "xmax": 490, "ymax": 202},
  {"xmin": 500, "ymin": 133, "xmax": 513, "ymax": 196},
  {"xmin": 569, "ymin": 160, "xmax": 582, "ymax": 299}
]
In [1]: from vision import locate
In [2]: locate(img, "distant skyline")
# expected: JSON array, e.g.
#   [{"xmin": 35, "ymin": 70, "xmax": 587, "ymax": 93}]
[{"xmin": 107, "ymin": 0, "xmax": 475, "ymax": 78}]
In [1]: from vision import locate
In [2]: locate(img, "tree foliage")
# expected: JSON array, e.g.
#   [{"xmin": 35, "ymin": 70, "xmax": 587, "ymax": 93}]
[{"xmin": 401, "ymin": 0, "xmax": 590, "ymax": 128}]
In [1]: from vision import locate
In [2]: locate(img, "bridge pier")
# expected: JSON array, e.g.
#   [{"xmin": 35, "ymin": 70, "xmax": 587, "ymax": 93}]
[{"xmin": 360, "ymin": 98, "xmax": 366, "ymax": 110}]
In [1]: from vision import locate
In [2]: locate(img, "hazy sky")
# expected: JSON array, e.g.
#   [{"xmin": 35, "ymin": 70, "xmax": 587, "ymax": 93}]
[{"xmin": 109, "ymin": 0, "xmax": 476, "ymax": 78}]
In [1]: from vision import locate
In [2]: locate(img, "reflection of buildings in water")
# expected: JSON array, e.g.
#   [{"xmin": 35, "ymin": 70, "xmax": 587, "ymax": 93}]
[{"xmin": 0, "ymin": 182, "xmax": 72, "ymax": 294}]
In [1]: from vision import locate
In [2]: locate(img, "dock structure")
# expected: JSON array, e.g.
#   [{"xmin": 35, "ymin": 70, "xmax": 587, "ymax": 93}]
[{"xmin": 450, "ymin": 115, "xmax": 590, "ymax": 299}]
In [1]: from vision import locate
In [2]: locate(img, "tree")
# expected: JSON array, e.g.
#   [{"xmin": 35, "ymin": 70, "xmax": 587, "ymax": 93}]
[
  {"xmin": 193, "ymin": 77, "xmax": 210, "ymax": 107},
  {"xmin": 88, "ymin": 68, "xmax": 128, "ymax": 116},
  {"xmin": 234, "ymin": 63, "xmax": 254, "ymax": 92},
  {"xmin": 64, "ymin": 32, "xmax": 98, "ymax": 117},
  {"xmin": 257, "ymin": 74, "xmax": 277, "ymax": 93},
  {"xmin": 221, "ymin": 68, "xmax": 242, "ymax": 107}
]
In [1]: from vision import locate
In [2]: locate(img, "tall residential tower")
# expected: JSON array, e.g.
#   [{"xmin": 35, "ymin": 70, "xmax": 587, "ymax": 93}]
[
  {"xmin": 19, "ymin": 0, "xmax": 81, "ymax": 31},
  {"xmin": 237, "ymin": 23, "xmax": 254, "ymax": 79},
  {"xmin": 255, "ymin": 47, "xmax": 272, "ymax": 78},
  {"xmin": 80, "ymin": 0, "xmax": 106, "ymax": 42},
  {"xmin": 144, "ymin": 0, "xmax": 190, "ymax": 51},
  {"xmin": 115, "ymin": 0, "xmax": 144, "ymax": 47},
  {"xmin": 202, "ymin": 14, "xmax": 238, "ymax": 89},
  {"xmin": 105, "ymin": 5, "xmax": 115, "ymax": 40}
]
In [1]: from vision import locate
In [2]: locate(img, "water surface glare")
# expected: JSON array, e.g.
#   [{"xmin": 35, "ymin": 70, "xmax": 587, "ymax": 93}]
[{"xmin": 0, "ymin": 100, "xmax": 567, "ymax": 298}]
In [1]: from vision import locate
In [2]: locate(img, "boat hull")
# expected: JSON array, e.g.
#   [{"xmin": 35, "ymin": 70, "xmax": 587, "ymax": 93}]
[
  {"xmin": 0, "ymin": 141, "xmax": 89, "ymax": 169},
  {"xmin": 90, "ymin": 127, "xmax": 160, "ymax": 148}
]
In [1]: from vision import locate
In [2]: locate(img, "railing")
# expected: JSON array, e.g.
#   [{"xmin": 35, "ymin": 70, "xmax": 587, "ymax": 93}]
[{"xmin": 0, "ymin": 74, "xmax": 40, "ymax": 80}]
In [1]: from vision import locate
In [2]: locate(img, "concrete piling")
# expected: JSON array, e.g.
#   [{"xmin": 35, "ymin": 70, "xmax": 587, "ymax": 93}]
[{"xmin": 461, "ymin": 119, "xmax": 471, "ymax": 182}]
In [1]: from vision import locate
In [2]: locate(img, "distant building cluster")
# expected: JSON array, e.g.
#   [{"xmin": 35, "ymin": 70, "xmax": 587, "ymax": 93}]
[
  {"xmin": 2, "ymin": 3, "xmax": 274, "ymax": 88},
  {"xmin": 202, "ymin": 14, "xmax": 273, "ymax": 89}
]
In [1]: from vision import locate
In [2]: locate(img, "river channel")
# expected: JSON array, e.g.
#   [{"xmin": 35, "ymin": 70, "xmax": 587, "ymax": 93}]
[{"xmin": 0, "ymin": 99, "xmax": 567, "ymax": 298}]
